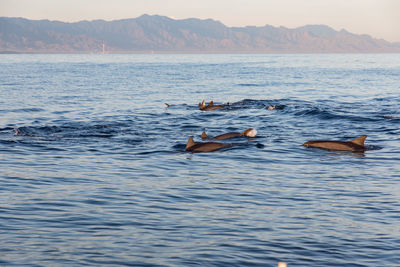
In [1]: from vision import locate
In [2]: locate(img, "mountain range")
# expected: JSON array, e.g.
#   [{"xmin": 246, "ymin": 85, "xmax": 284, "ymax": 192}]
[{"xmin": 1, "ymin": 14, "xmax": 399, "ymax": 53}]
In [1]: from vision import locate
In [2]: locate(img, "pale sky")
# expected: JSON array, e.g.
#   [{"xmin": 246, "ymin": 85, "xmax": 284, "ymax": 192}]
[{"xmin": 1, "ymin": 0, "xmax": 399, "ymax": 42}]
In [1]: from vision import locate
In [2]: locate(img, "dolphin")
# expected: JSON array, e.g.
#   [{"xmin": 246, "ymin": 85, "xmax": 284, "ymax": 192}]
[
  {"xmin": 185, "ymin": 136, "xmax": 231, "ymax": 153},
  {"xmin": 201, "ymin": 128, "xmax": 257, "ymax": 140},
  {"xmin": 198, "ymin": 100, "xmax": 206, "ymax": 108},
  {"xmin": 303, "ymin": 135, "xmax": 367, "ymax": 151},
  {"xmin": 199, "ymin": 100, "xmax": 224, "ymax": 111}
]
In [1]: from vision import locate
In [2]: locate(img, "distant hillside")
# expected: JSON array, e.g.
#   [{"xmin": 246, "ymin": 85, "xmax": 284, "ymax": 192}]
[{"xmin": 1, "ymin": 15, "xmax": 399, "ymax": 53}]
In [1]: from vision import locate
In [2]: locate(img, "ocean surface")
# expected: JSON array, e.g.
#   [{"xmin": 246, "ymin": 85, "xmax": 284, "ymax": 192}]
[{"xmin": 1, "ymin": 54, "xmax": 399, "ymax": 266}]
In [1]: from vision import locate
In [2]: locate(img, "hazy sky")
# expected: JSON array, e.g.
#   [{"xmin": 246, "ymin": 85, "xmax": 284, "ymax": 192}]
[{"xmin": 1, "ymin": 0, "xmax": 399, "ymax": 42}]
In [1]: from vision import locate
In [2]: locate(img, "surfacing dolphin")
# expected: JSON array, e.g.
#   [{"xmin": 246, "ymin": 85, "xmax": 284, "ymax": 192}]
[
  {"xmin": 185, "ymin": 136, "xmax": 231, "ymax": 153},
  {"xmin": 303, "ymin": 135, "xmax": 367, "ymax": 152},
  {"xmin": 201, "ymin": 128, "xmax": 257, "ymax": 140},
  {"xmin": 199, "ymin": 100, "xmax": 225, "ymax": 111}
]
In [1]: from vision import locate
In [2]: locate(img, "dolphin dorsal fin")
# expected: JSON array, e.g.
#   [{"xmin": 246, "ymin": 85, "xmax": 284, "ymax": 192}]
[
  {"xmin": 201, "ymin": 131, "xmax": 208, "ymax": 139},
  {"xmin": 186, "ymin": 136, "xmax": 196, "ymax": 150},
  {"xmin": 209, "ymin": 101, "xmax": 214, "ymax": 106},
  {"xmin": 350, "ymin": 135, "xmax": 367, "ymax": 146},
  {"xmin": 200, "ymin": 100, "xmax": 205, "ymax": 108}
]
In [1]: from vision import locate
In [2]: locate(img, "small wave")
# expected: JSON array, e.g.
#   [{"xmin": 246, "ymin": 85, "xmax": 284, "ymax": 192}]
[
  {"xmin": 121, "ymin": 139, "xmax": 143, "ymax": 145},
  {"xmin": 13, "ymin": 125, "xmax": 61, "ymax": 137},
  {"xmin": 292, "ymin": 105, "xmax": 381, "ymax": 122},
  {"xmin": 237, "ymin": 83, "xmax": 264, "ymax": 87},
  {"xmin": 0, "ymin": 108, "xmax": 45, "ymax": 113},
  {"xmin": 365, "ymin": 145, "xmax": 383, "ymax": 151},
  {"xmin": 0, "ymin": 139, "xmax": 18, "ymax": 145},
  {"xmin": 12, "ymin": 122, "xmax": 125, "ymax": 140},
  {"xmin": 52, "ymin": 110, "xmax": 72, "ymax": 115},
  {"xmin": 383, "ymin": 115, "xmax": 400, "ymax": 122},
  {"xmin": 0, "ymin": 127, "xmax": 14, "ymax": 133},
  {"xmin": 136, "ymin": 150, "xmax": 173, "ymax": 155}
]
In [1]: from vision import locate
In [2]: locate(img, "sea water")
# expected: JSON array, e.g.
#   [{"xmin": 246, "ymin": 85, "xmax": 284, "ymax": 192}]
[{"xmin": 0, "ymin": 54, "xmax": 399, "ymax": 266}]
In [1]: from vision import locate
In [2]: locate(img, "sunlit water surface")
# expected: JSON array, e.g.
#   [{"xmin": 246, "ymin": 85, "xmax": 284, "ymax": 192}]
[{"xmin": 1, "ymin": 54, "xmax": 400, "ymax": 266}]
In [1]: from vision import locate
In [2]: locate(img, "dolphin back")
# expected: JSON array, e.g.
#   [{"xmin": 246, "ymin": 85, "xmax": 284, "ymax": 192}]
[{"xmin": 303, "ymin": 135, "xmax": 367, "ymax": 151}]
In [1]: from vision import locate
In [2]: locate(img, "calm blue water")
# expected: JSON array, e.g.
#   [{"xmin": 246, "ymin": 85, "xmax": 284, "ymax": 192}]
[{"xmin": 1, "ymin": 54, "xmax": 400, "ymax": 266}]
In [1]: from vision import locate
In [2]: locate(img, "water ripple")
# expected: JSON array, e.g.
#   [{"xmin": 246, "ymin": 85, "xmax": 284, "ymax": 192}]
[{"xmin": 1, "ymin": 54, "xmax": 399, "ymax": 266}]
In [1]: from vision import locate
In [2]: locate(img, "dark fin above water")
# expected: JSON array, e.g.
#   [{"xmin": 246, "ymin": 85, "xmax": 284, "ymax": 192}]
[
  {"xmin": 350, "ymin": 135, "xmax": 367, "ymax": 146},
  {"xmin": 186, "ymin": 136, "xmax": 196, "ymax": 150},
  {"xmin": 198, "ymin": 100, "xmax": 205, "ymax": 108}
]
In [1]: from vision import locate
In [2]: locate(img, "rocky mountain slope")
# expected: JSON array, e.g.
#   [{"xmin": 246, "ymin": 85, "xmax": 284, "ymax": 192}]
[{"xmin": 1, "ymin": 14, "xmax": 399, "ymax": 53}]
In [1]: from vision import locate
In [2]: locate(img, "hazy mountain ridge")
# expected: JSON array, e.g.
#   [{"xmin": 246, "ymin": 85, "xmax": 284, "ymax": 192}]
[{"xmin": 1, "ymin": 14, "xmax": 399, "ymax": 53}]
